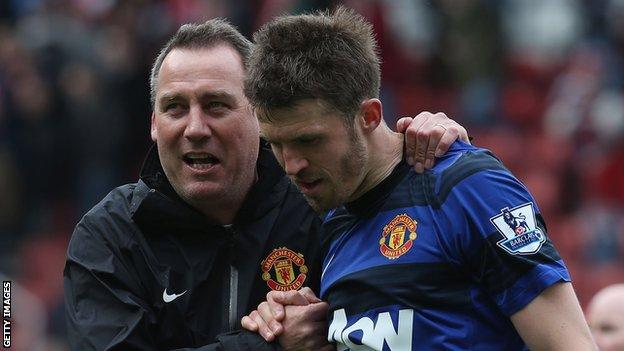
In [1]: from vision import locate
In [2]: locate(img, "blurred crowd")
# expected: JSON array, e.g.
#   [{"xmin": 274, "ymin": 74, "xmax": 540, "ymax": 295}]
[{"xmin": 0, "ymin": 0, "xmax": 622, "ymax": 349}]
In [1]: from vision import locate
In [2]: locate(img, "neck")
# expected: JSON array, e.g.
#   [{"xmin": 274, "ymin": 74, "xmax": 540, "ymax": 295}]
[
  {"xmin": 193, "ymin": 169, "xmax": 258, "ymax": 225},
  {"xmin": 349, "ymin": 125, "xmax": 403, "ymax": 202},
  {"xmin": 197, "ymin": 201, "xmax": 241, "ymax": 225}
]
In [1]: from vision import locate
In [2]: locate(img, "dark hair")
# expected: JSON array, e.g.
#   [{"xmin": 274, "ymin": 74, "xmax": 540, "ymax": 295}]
[
  {"xmin": 245, "ymin": 6, "xmax": 381, "ymax": 123},
  {"xmin": 149, "ymin": 18, "xmax": 252, "ymax": 107}
]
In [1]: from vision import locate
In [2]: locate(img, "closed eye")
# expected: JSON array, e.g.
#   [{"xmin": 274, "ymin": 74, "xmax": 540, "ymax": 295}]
[
  {"xmin": 295, "ymin": 136, "xmax": 320, "ymax": 146},
  {"xmin": 207, "ymin": 101, "xmax": 228, "ymax": 109}
]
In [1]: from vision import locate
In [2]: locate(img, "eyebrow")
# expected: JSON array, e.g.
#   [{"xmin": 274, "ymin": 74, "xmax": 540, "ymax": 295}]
[
  {"xmin": 158, "ymin": 90, "xmax": 236, "ymax": 105},
  {"xmin": 263, "ymin": 132, "xmax": 323, "ymax": 145},
  {"xmin": 199, "ymin": 90, "xmax": 236, "ymax": 102},
  {"xmin": 158, "ymin": 93, "xmax": 181, "ymax": 105}
]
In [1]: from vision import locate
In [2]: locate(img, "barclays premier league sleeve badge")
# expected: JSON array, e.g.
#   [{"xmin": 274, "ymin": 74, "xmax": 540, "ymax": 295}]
[{"xmin": 490, "ymin": 202, "xmax": 546, "ymax": 255}]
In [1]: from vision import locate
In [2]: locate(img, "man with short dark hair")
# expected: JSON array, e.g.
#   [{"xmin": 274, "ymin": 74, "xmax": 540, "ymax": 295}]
[
  {"xmin": 64, "ymin": 18, "xmax": 469, "ymax": 351},
  {"xmin": 242, "ymin": 7, "xmax": 596, "ymax": 351}
]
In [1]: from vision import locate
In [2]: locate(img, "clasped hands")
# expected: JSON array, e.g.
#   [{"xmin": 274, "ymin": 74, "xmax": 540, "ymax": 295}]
[{"xmin": 241, "ymin": 287, "xmax": 334, "ymax": 351}]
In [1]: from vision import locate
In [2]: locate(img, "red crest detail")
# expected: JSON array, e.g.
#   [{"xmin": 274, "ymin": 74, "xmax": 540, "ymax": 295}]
[
  {"xmin": 379, "ymin": 214, "xmax": 418, "ymax": 259},
  {"xmin": 261, "ymin": 247, "xmax": 308, "ymax": 291}
]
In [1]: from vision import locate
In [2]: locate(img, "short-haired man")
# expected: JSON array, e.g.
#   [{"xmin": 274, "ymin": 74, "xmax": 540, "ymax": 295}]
[
  {"xmin": 587, "ymin": 284, "xmax": 624, "ymax": 351},
  {"xmin": 63, "ymin": 18, "xmax": 467, "ymax": 350},
  {"xmin": 242, "ymin": 7, "xmax": 597, "ymax": 350}
]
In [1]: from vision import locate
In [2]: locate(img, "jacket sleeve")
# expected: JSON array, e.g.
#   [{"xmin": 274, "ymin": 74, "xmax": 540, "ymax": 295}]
[{"xmin": 64, "ymin": 217, "xmax": 280, "ymax": 351}]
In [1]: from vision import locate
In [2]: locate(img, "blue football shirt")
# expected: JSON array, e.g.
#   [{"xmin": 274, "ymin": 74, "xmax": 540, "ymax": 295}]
[{"xmin": 320, "ymin": 141, "xmax": 570, "ymax": 351}]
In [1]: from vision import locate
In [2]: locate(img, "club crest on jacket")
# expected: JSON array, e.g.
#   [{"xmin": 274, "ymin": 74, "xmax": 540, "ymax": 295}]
[{"xmin": 261, "ymin": 247, "xmax": 308, "ymax": 291}]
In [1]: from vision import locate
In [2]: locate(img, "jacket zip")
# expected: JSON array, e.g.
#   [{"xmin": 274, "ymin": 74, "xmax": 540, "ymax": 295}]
[
  {"xmin": 228, "ymin": 264, "xmax": 238, "ymax": 331},
  {"xmin": 224, "ymin": 225, "xmax": 238, "ymax": 331}
]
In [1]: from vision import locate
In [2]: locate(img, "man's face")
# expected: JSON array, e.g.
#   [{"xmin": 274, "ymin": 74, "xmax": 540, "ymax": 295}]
[
  {"xmin": 588, "ymin": 290, "xmax": 624, "ymax": 351},
  {"xmin": 151, "ymin": 46, "xmax": 259, "ymax": 211},
  {"xmin": 259, "ymin": 99, "xmax": 367, "ymax": 212}
]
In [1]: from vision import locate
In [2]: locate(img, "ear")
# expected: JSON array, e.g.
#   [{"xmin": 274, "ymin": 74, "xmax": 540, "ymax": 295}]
[
  {"xmin": 358, "ymin": 98, "xmax": 383, "ymax": 133},
  {"xmin": 150, "ymin": 112, "xmax": 158, "ymax": 142}
]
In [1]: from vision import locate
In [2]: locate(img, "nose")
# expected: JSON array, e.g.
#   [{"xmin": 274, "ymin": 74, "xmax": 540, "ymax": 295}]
[
  {"xmin": 183, "ymin": 105, "xmax": 212, "ymax": 141},
  {"xmin": 281, "ymin": 146, "xmax": 309, "ymax": 176}
]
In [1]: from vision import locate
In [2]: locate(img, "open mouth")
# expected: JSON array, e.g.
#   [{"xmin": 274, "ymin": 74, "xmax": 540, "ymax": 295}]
[{"xmin": 183, "ymin": 152, "xmax": 220, "ymax": 170}]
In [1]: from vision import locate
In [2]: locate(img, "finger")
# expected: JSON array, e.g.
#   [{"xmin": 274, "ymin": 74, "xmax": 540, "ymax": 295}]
[
  {"xmin": 258, "ymin": 301, "xmax": 283, "ymax": 335},
  {"xmin": 404, "ymin": 113, "xmax": 430, "ymax": 166},
  {"xmin": 299, "ymin": 287, "xmax": 321, "ymax": 303},
  {"xmin": 269, "ymin": 290, "xmax": 310, "ymax": 306},
  {"xmin": 250, "ymin": 310, "xmax": 275, "ymax": 342},
  {"xmin": 395, "ymin": 116, "xmax": 413, "ymax": 133},
  {"xmin": 265, "ymin": 292, "xmax": 285, "ymax": 322},
  {"xmin": 457, "ymin": 125, "xmax": 470, "ymax": 143},
  {"xmin": 413, "ymin": 127, "xmax": 430, "ymax": 173},
  {"xmin": 413, "ymin": 112, "xmax": 453, "ymax": 171},
  {"xmin": 427, "ymin": 112, "xmax": 470, "ymax": 144},
  {"xmin": 241, "ymin": 315, "xmax": 258, "ymax": 332},
  {"xmin": 423, "ymin": 124, "xmax": 445, "ymax": 169},
  {"xmin": 435, "ymin": 125, "xmax": 460, "ymax": 157},
  {"xmin": 267, "ymin": 290, "xmax": 310, "ymax": 323}
]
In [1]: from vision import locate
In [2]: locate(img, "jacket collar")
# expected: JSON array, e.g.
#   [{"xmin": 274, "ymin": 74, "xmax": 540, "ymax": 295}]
[{"xmin": 132, "ymin": 140, "xmax": 287, "ymax": 233}]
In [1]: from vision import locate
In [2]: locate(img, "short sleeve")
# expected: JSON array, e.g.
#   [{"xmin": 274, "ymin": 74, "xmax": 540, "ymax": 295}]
[{"xmin": 432, "ymin": 153, "xmax": 570, "ymax": 316}]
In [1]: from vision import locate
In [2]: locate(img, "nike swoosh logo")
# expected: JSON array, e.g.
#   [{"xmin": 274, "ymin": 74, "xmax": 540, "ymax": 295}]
[{"xmin": 162, "ymin": 288, "xmax": 187, "ymax": 303}]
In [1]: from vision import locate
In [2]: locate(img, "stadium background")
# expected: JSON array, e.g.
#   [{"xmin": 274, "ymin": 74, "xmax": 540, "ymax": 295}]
[{"xmin": 0, "ymin": 0, "xmax": 623, "ymax": 349}]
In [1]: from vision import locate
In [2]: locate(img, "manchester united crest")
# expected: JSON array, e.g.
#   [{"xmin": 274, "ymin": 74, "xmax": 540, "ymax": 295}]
[
  {"xmin": 379, "ymin": 213, "xmax": 417, "ymax": 259},
  {"xmin": 261, "ymin": 247, "xmax": 308, "ymax": 291}
]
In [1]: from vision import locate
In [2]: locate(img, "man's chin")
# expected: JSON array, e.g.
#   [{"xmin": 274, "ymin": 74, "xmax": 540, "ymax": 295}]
[
  {"xmin": 306, "ymin": 200, "xmax": 323, "ymax": 213},
  {"xmin": 177, "ymin": 184, "xmax": 225, "ymax": 203},
  {"xmin": 305, "ymin": 196, "xmax": 336, "ymax": 214},
  {"xmin": 189, "ymin": 188, "xmax": 224, "ymax": 201}
]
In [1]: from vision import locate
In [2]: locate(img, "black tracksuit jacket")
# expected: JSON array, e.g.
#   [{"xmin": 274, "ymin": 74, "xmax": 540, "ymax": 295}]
[{"xmin": 64, "ymin": 143, "xmax": 323, "ymax": 350}]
